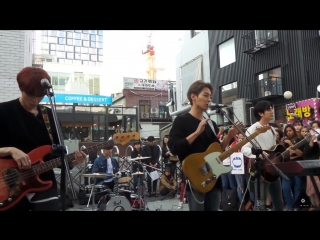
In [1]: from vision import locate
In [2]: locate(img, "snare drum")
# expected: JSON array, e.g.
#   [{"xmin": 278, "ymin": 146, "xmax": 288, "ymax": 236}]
[
  {"xmin": 97, "ymin": 195, "xmax": 131, "ymax": 211},
  {"xmin": 85, "ymin": 184, "xmax": 108, "ymax": 197}
]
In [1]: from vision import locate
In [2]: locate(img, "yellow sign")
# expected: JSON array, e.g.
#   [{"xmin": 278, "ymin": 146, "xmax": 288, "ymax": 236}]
[{"xmin": 286, "ymin": 106, "xmax": 312, "ymax": 121}]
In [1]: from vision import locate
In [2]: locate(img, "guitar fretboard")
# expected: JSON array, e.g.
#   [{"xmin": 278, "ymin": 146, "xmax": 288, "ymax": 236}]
[{"xmin": 31, "ymin": 140, "xmax": 115, "ymax": 175}]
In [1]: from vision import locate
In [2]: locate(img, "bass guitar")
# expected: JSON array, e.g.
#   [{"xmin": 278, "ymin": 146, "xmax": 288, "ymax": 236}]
[
  {"xmin": 182, "ymin": 126, "xmax": 270, "ymax": 193},
  {"xmin": 249, "ymin": 133, "xmax": 311, "ymax": 183},
  {"xmin": 0, "ymin": 132, "xmax": 140, "ymax": 211}
]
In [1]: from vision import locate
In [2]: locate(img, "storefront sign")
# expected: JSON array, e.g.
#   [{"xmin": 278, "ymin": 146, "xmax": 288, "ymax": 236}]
[
  {"xmin": 286, "ymin": 98, "xmax": 319, "ymax": 123},
  {"xmin": 41, "ymin": 93, "xmax": 112, "ymax": 105},
  {"xmin": 123, "ymin": 77, "xmax": 170, "ymax": 91}
]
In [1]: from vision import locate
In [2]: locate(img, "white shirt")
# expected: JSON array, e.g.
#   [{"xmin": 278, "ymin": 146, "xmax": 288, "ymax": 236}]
[
  {"xmin": 104, "ymin": 158, "xmax": 113, "ymax": 183},
  {"xmin": 241, "ymin": 122, "xmax": 276, "ymax": 159}
]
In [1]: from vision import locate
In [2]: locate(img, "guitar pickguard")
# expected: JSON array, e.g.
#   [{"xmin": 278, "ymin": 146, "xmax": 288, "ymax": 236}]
[{"xmin": 0, "ymin": 161, "xmax": 49, "ymax": 210}]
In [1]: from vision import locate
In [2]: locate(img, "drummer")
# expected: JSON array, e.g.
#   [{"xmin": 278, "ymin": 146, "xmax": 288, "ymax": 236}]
[
  {"xmin": 92, "ymin": 146, "xmax": 120, "ymax": 191},
  {"xmin": 131, "ymin": 140, "xmax": 146, "ymax": 194}
]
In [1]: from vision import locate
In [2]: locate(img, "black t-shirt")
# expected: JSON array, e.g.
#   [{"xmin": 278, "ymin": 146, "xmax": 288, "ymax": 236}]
[
  {"xmin": 0, "ymin": 99, "xmax": 60, "ymax": 200},
  {"xmin": 168, "ymin": 113, "xmax": 221, "ymax": 190}
]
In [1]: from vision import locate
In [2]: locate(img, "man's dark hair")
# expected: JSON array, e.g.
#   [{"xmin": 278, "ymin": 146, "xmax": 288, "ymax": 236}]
[
  {"xmin": 253, "ymin": 100, "xmax": 274, "ymax": 121},
  {"xmin": 187, "ymin": 80, "xmax": 213, "ymax": 106}
]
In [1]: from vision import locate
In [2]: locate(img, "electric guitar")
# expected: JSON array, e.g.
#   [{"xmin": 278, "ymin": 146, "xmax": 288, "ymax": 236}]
[
  {"xmin": 249, "ymin": 133, "xmax": 311, "ymax": 183},
  {"xmin": 182, "ymin": 126, "xmax": 270, "ymax": 193},
  {"xmin": 0, "ymin": 132, "xmax": 140, "ymax": 211}
]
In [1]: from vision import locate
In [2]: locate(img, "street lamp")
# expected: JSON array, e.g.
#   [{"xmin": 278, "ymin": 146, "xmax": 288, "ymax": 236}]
[
  {"xmin": 317, "ymin": 85, "xmax": 320, "ymax": 99},
  {"xmin": 284, "ymin": 91, "xmax": 292, "ymax": 99}
]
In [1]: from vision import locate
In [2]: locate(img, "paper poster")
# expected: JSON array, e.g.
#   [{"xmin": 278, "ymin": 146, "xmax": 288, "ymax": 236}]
[{"xmin": 230, "ymin": 152, "xmax": 244, "ymax": 174}]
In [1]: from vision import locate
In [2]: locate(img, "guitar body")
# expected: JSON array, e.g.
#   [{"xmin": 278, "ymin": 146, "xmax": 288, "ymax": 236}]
[
  {"xmin": 249, "ymin": 144, "xmax": 288, "ymax": 183},
  {"xmin": 0, "ymin": 145, "xmax": 53, "ymax": 211},
  {"xmin": 182, "ymin": 142, "xmax": 232, "ymax": 193}
]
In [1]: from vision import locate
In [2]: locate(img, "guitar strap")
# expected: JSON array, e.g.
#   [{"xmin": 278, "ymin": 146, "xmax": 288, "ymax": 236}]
[
  {"xmin": 39, "ymin": 105, "xmax": 54, "ymax": 143},
  {"xmin": 203, "ymin": 112, "xmax": 216, "ymax": 136}
]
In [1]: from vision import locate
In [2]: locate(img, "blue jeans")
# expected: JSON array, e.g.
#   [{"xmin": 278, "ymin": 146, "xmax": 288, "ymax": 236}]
[
  {"xmin": 253, "ymin": 177, "xmax": 283, "ymax": 211},
  {"xmin": 235, "ymin": 174, "xmax": 246, "ymax": 204},
  {"xmin": 221, "ymin": 172, "xmax": 237, "ymax": 190},
  {"xmin": 187, "ymin": 187, "xmax": 221, "ymax": 211},
  {"xmin": 282, "ymin": 176, "xmax": 303, "ymax": 210}
]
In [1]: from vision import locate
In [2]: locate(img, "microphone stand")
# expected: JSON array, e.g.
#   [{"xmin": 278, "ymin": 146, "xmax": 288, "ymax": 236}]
[
  {"xmin": 214, "ymin": 108, "xmax": 289, "ymax": 211},
  {"xmin": 45, "ymin": 87, "xmax": 77, "ymax": 211}
]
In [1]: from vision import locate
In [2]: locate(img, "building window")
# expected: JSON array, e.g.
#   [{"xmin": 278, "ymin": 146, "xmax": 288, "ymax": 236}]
[
  {"xmin": 97, "ymin": 30, "xmax": 103, "ymax": 35},
  {"xmin": 159, "ymin": 101, "xmax": 169, "ymax": 118},
  {"xmin": 74, "ymin": 53, "xmax": 81, "ymax": 59},
  {"xmin": 255, "ymin": 30, "xmax": 279, "ymax": 45},
  {"xmin": 58, "ymin": 37, "xmax": 66, "ymax": 45},
  {"xmin": 56, "ymin": 51, "xmax": 66, "ymax": 58},
  {"xmin": 81, "ymin": 53, "xmax": 89, "ymax": 60},
  {"xmin": 58, "ymin": 58, "xmax": 65, "ymax": 64},
  {"xmin": 73, "ymin": 60, "xmax": 82, "ymax": 65},
  {"xmin": 75, "ymin": 46, "xmax": 81, "ymax": 53},
  {"xmin": 74, "ymin": 33, "xmax": 81, "ymax": 39},
  {"xmin": 98, "ymin": 55, "xmax": 103, "ymax": 62},
  {"xmin": 82, "ymin": 40, "xmax": 89, "ymax": 47},
  {"xmin": 42, "ymin": 30, "xmax": 48, "ymax": 36},
  {"xmin": 90, "ymin": 54, "xmax": 97, "ymax": 61},
  {"xmin": 139, "ymin": 100, "xmax": 150, "ymax": 118},
  {"xmin": 97, "ymin": 42, "xmax": 103, "ymax": 48},
  {"xmin": 82, "ymin": 60, "xmax": 89, "ymax": 65},
  {"xmin": 65, "ymin": 59, "xmax": 72, "ymax": 64},
  {"xmin": 83, "ymin": 30, "xmax": 89, "ymax": 34},
  {"xmin": 48, "ymin": 37, "xmax": 57, "ymax": 43},
  {"xmin": 191, "ymin": 30, "xmax": 202, "ymax": 38},
  {"xmin": 75, "ymin": 30, "xmax": 82, "ymax": 33},
  {"xmin": 66, "ymin": 52, "xmax": 74, "ymax": 59},
  {"xmin": 56, "ymin": 44, "xmax": 65, "ymax": 51},
  {"xmin": 42, "ymin": 43, "xmax": 49, "ymax": 50},
  {"xmin": 74, "ymin": 39, "xmax": 81, "ymax": 46},
  {"xmin": 66, "ymin": 31, "xmax": 73, "ymax": 38},
  {"xmin": 90, "ymin": 41, "xmax": 96, "ymax": 48},
  {"xmin": 58, "ymin": 31, "xmax": 66, "ymax": 37},
  {"xmin": 67, "ymin": 38, "xmax": 73, "ymax": 45},
  {"xmin": 48, "ymin": 30, "xmax": 57, "ymax": 37},
  {"xmin": 98, "ymin": 35, "xmax": 103, "ymax": 42},
  {"xmin": 220, "ymin": 82, "xmax": 238, "ymax": 104},
  {"xmin": 81, "ymin": 47, "xmax": 88, "ymax": 53},
  {"xmin": 51, "ymin": 72, "xmax": 70, "ymax": 91},
  {"xmin": 90, "ymin": 34, "xmax": 96, "ymax": 41},
  {"xmin": 50, "ymin": 50, "xmax": 56, "ymax": 55},
  {"xmin": 90, "ymin": 30, "xmax": 97, "ymax": 34},
  {"xmin": 65, "ymin": 45, "xmax": 74, "ymax": 52},
  {"xmin": 89, "ymin": 48, "xmax": 97, "ymax": 54},
  {"xmin": 82, "ymin": 33, "xmax": 89, "ymax": 40},
  {"xmin": 42, "ymin": 36, "xmax": 48, "ymax": 43},
  {"xmin": 255, "ymin": 67, "xmax": 282, "ymax": 97},
  {"xmin": 49, "ymin": 43, "xmax": 56, "ymax": 50},
  {"xmin": 97, "ymin": 48, "xmax": 103, "ymax": 55},
  {"xmin": 218, "ymin": 37, "xmax": 236, "ymax": 68}
]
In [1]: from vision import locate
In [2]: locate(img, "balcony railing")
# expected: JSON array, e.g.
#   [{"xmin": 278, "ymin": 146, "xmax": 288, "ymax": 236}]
[
  {"xmin": 245, "ymin": 77, "xmax": 283, "ymax": 100},
  {"xmin": 242, "ymin": 30, "xmax": 279, "ymax": 55}
]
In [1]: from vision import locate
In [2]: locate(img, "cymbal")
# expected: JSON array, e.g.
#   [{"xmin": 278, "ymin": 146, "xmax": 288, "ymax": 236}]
[
  {"xmin": 81, "ymin": 173, "xmax": 113, "ymax": 179},
  {"xmin": 118, "ymin": 177, "xmax": 132, "ymax": 184},
  {"xmin": 130, "ymin": 156, "xmax": 151, "ymax": 161},
  {"xmin": 132, "ymin": 172, "xmax": 144, "ymax": 175}
]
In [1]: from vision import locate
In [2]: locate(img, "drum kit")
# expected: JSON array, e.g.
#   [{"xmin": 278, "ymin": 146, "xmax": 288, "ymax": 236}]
[{"xmin": 81, "ymin": 155, "xmax": 161, "ymax": 211}]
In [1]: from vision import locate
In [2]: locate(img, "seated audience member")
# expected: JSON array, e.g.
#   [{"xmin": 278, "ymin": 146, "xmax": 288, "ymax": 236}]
[{"xmin": 159, "ymin": 164, "xmax": 178, "ymax": 196}]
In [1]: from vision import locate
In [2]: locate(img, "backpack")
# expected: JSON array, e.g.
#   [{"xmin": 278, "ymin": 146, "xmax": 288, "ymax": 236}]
[{"xmin": 221, "ymin": 189, "xmax": 238, "ymax": 211}]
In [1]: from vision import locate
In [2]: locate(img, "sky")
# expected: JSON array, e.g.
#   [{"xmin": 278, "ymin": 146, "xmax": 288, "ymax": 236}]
[{"xmin": 101, "ymin": 30, "xmax": 185, "ymax": 95}]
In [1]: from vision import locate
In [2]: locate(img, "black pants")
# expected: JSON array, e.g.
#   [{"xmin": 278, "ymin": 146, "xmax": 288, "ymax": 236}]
[
  {"xmin": 147, "ymin": 168, "xmax": 158, "ymax": 194},
  {"xmin": 102, "ymin": 181, "xmax": 115, "ymax": 192},
  {"xmin": 160, "ymin": 187, "xmax": 170, "ymax": 196},
  {"xmin": 6, "ymin": 196, "xmax": 60, "ymax": 211}
]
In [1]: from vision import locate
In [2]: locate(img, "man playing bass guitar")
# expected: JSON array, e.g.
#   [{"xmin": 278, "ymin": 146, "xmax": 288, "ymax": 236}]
[
  {"xmin": 168, "ymin": 80, "xmax": 242, "ymax": 211},
  {"xmin": 241, "ymin": 100, "xmax": 283, "ymax": 211}
]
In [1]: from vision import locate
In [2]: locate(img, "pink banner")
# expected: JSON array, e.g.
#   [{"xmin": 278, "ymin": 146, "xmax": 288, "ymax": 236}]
[{"xmin": 286, "ymin": 98, "xmax": 320, "ymax": 124}]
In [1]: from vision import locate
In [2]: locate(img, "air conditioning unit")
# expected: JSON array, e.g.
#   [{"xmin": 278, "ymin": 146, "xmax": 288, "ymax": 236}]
[
  {"xmin": 150, "ymin": 107, "xmax": 159, "ymax": 118},
  {"xmin": 141, "ymin": 112, "xmax": 150, "ymax": 118}
]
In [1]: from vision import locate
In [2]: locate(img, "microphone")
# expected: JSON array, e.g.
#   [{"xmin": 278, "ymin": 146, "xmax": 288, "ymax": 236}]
[
  {"xmin": 290, "ymin": 113, "xmax": 301, "ymax": 119},
  {"xmin": 208, "ymin": 103, "xmax": 229, "ymax": 109},
  {"xmin": 40, "ymin": 79, "xmax": 52, "ymax": 89}
]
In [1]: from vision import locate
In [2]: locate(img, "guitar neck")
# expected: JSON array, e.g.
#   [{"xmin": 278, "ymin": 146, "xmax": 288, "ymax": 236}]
[
  {"xmin": 32, "ymin": 140, "xmax": 115, "ymax": 175},
  {"xmin": 219, "ymin": 132, "xmax": 260, "ymax": 161},
  {"xmin": 281, "ymin": 137, "xmax": 308, "ymax": 158}
]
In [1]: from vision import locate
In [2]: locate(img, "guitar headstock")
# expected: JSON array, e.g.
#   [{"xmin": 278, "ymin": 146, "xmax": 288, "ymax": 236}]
[
  {"xmin": 113, "ymin": 132, "xmax": 140, "ymax": 145},
  {"xmin": 256, "ymin": 125, "xmax": 271, "ymax": 134}
]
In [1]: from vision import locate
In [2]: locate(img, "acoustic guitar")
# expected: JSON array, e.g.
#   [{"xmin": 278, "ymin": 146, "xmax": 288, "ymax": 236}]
[
  {"xmin": 0, "ymin": 132, "xmax": 140, "ymax": 211},
  {"xmin": 249, "ymin": 133, "xmax": 311, "ymax": 183},
  {"xmin": 182, "ymin": 126, "xmax": 270, "ymax": 193}
]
